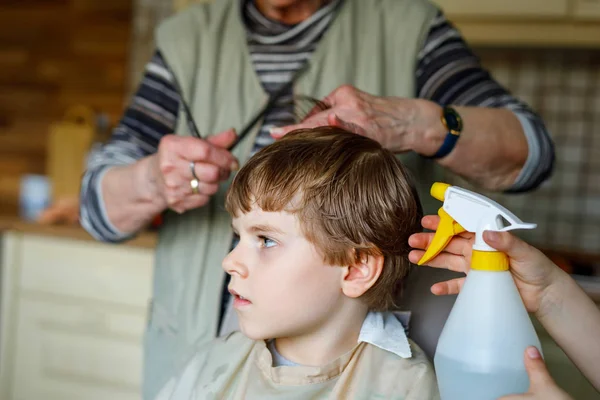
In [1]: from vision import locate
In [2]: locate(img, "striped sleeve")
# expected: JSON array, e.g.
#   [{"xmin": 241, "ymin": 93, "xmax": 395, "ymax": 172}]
[
  {"xmin": 415, "ymin": 10, "xmax": 555, "ymax": 193},
  {"xmin": 80, "ymin": 51, "xmax": 180, "ymax": 242}
]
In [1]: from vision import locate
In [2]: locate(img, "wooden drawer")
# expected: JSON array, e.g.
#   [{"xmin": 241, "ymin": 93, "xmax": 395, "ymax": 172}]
[
  {"xmin": 19, "ymin": 234, "xmax": 153, "ymax": 307},
  {"xmin": 11, "ymin": 299, "xmax": 146, "ymax": 400},
  {"xmin": 2, "ymin": 232, "xmax": 154, "ymax": 400}
]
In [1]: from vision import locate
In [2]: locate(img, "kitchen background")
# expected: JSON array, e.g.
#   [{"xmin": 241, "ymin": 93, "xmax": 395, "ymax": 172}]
[
  {"xmin": 2, "ymin": 0, "xmax": 600, "ymax": 269},
  {"xmin": 0, "ymin": 0, "xmax": 599, "ymax": 399}
]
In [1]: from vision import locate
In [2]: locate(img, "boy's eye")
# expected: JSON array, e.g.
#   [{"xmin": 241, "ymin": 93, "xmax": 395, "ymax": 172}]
[{"xmin": 259, "ymin": 235, "xmax": 277, "ymax": 248}]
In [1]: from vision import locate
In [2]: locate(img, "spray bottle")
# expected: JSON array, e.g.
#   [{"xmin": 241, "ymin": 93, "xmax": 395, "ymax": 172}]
[{"xmin": 418, "ymin": 182, "xmax": 542, "ymax": 400}]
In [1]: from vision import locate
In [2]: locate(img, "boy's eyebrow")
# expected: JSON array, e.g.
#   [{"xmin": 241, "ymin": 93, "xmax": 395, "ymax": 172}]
[{"xmin": 249, "ymin": 224, "xmax": 285, "ymax": 236}]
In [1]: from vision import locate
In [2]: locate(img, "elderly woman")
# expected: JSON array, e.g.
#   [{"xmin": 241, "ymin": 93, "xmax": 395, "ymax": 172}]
[{"xmin": 80, "ymin": 0, "xmax": 554, "ymax": 398}]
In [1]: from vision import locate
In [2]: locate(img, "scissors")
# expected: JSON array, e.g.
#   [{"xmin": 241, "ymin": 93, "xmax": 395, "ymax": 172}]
[{"xmin": 157, "ymin": 49, "xmax": 322, "ymax": 151}]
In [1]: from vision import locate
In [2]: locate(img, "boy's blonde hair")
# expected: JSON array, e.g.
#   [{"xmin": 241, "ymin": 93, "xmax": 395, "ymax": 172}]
[{"xmin": 225, "ymin": 127, "xmax": 422, "ymax": 311}]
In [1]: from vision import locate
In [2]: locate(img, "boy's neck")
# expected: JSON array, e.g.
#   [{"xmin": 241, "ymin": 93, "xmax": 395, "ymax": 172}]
[{"xmin": 273, "ymin": 303, "xmax": 368, "ymax": 366}]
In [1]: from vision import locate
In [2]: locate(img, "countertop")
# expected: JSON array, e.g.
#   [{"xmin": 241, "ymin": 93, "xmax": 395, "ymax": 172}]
[{"xmin": 0, "ymin": 216, "xmax": 158, "ymax": 249}]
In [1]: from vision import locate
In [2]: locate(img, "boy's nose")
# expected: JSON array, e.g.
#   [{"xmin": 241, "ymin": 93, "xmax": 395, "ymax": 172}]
[{"xmin": 222, "ymin": 246, "xmax": 248, "ymax": 278}]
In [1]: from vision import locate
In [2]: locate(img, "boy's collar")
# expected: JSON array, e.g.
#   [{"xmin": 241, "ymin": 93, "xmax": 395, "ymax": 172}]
[{"xmin": 358, "ymin": 311, "xmax": 412, "ymax": 358}]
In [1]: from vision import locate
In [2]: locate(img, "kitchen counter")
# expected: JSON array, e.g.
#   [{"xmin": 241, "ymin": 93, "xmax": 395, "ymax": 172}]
[
  {"xmin": 0, "ymin": 216, "xmax": 158, "ymax": 249},
  {"xmin": 1, "ymin": 219, "xmax": 154, "ymax": 400}
]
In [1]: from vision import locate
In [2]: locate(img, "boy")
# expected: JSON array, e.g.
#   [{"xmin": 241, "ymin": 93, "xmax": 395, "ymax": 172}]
[{"xmin": 155, "ymin": 127, "xmax": 439, "ymax": 399}]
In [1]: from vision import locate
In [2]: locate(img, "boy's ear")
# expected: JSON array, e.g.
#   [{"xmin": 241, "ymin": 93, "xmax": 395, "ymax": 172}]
[{"xmin": 341, "ymin": 250, "xmax": 384, "ymax": 299}]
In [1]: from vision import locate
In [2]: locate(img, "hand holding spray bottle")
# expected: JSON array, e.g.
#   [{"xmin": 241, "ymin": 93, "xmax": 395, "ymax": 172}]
[{"xmin": 418, "ymin": 182, "xmax": 542, "ymax": 400}]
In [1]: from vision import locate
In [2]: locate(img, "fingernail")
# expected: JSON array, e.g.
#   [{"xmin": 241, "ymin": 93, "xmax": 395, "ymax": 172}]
[
  {"xmin": 485, "ymin": 231, "xmax": 499, "ymax": 241},
  {"xmin": 270, "ymin": 127, "xmax": 283, "ymax": 136},
  {"xmin": 526, "ymin": 346, "xmax": 541, "ymax": 359},
  {"xmin": 230, "ymin": 160, "xmax": 239, "ymax": 171}
]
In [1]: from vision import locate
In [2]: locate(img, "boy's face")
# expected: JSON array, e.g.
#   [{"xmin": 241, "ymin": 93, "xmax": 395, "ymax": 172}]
[{"xmin": 223, "ymin": 205, "xmax": 347, "ymax": 341}]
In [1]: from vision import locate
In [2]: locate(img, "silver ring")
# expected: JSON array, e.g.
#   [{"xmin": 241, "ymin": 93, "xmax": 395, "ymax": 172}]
[
  {"xmin": 189, "ymin": 161, "xmax": 199, "ymax": 180},
  {"xmin": 190, "ymin": 178, "xmax": 200, "ymax": 194}
]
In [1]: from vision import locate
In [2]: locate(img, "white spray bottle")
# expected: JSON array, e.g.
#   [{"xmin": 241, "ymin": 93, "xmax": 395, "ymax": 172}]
[{"xmin": 418, "ymin": 183, "xmax": 541, "ymax": 400}]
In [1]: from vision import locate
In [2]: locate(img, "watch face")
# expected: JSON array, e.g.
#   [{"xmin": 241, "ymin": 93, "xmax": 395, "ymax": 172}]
[{"xmin": 445, "ymin": 108, "xmax": 463, "ymax": 131}]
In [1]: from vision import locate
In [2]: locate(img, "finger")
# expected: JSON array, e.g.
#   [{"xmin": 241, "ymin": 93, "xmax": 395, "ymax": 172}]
[
  {"xmin": 170, "ymin": 194, "xmax": 211, "ymax": 213},
  {"xmin": 167, "ymin": 133, "xmax": 238, "ymax": 171},
  {"xmin": 328, "ymin": 113, "xmax": 367, "ymax": 136},
  {"xmin": 482, "ymin": 231, "xmax": 544, "ymax": 265},
  {"xmin": 162, "ymin": 160, "xmax": 221, "ymax": 191},
  {"xmin": 270, "ymin": 124, "xmax": 299, "ymax": 138},
  {"xmin": 187, "ymin": 181, "xmax": 220, "ymax": 197},
  {"xmin": 409, "ymin": 232, "xmax": 472, "ymax": 256},
  {"xmin": 430, "ymin": 277, "xmax": 466, "ymax": 296},
  {"xmin": 408, "ymin": 232, "xmax": 431, "ymax": 251},
  {"xmin": 301, "ymin": 98, "xmax": 329, "ymax": 120},
  {"xmin": 206, "ymin": 128, "xmax": 238, "ymax": 150},
  {"xmin": 270, "ymin": 112, "xmax": 330, "ymax": 138},
  {"xmin": 192, "ymin": 161, "xmax": 230, "ymax": 183},
  {"xmin": 325, "ymin": 84, "xmax": 361, "ymax": 106},
  {"xmin": 163, "ymin": 163, "xmax": 223, "ymax": 205},
  {"xmin": 409, "ymin": 249, "xmax": 469, "ymax": 273},
  {"xmin": 523, "ymin": 347, "xmax": 556, "ymax": 392},
  {"xmin": 421, "ymin": 215, "xmax": 440, "ymax": 231}
]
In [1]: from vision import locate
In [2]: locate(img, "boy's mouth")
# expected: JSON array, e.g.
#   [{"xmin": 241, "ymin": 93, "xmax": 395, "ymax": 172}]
[{"xmin": 229, "ymin": 287, "xmax": 252, "ymax": 307}]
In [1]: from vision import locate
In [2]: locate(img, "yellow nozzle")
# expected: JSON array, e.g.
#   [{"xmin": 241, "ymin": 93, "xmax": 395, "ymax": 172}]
[
  {"xmin": 418, "ymin": 208, "xmax": 466, "ymax": 265},
  {"xmin": 417, "ymin": 183, "xmax": 465, "ymax": 266},
  {"xmin": 431, "ymin": 182, "xmax": 451, "ymax": 202}
]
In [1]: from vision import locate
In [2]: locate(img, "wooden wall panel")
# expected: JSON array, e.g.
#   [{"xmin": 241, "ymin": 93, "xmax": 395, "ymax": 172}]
[{"xmin": 0, "ymin": 0, "xmax": 133, "ymax": 215}]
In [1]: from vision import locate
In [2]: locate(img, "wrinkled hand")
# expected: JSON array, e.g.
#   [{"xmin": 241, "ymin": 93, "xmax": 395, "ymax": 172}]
[
  {"xmin": 498, "ymin": 347, "xmax": 572, "ymax": 400},
  {"xmin": 145, "ymin": 129, "xmax": 239, "ymax": 214},
  {"xmin": 408, "ymin": 215, "xmax": 562, "ymax": 314},
  {"xmin": 270, "ymin": 85, "xmax": 443, "ymax": 155}
]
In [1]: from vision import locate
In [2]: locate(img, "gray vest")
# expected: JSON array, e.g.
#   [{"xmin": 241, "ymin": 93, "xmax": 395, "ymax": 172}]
[{"xmin": 146, "ymin": 0, "xmax": 438, "ymax": 398}]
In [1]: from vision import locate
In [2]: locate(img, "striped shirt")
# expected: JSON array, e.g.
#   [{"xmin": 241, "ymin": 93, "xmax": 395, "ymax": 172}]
[{"xmin": 80, "ymin": 0, "xmax": 554, "ymax": 243}]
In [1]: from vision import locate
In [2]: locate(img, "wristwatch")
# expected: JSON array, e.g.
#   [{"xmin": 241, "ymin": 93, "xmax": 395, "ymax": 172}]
[{"xmin": 426, "ymin": 106, "xmax": 463, "ymax": 159}]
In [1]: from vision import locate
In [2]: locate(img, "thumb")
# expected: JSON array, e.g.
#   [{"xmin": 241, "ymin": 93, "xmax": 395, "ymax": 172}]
[
  {"xmin": 482, "ymin": 230, "xmax": 537, "ymax": 264},
  {"xmin": 523, "ymin": 347, "xmax": 556, "ymax": 392},
  {"xmin": 207, "ymin": 128, "xmax": 237, "ymax": 149}
]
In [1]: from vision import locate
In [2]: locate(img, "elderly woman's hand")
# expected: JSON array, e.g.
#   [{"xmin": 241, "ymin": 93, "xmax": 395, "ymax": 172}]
[
  {"xmin": 144, "ymin": 129, "xmax": 239, "ymax": 214},
  {"xmin": 270, "ymin": 85, "xmax": 444, "ymax": 155},
  {"xmin": 497, "ymin": 347, "xmax": 572, "ymax": 400}
]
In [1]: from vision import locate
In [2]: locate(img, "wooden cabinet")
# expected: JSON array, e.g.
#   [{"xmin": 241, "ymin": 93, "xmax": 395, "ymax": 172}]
[
  {"xmin": 431, "ymin": 0, "xmax": 569, "ymax": 18},
  {"xmin": 432, "ymin": 0, "xmax": 600, "ymax": 20},
  {"xmin": 431, "ymin": 0, "xmax": 600, "ymax": 47},
  {"xmin": 573, "ymin": 0, "xmax": 600, "ymax": 19},
  {"xmin": 0, "ymin": 232, "xmax": 153, "ymax": 400}
]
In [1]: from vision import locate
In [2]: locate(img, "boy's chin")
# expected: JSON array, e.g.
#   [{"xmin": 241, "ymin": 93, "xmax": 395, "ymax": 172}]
[{"xmin": 239, "ymin": 324, "xmax": 273, "ymax": 341}]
